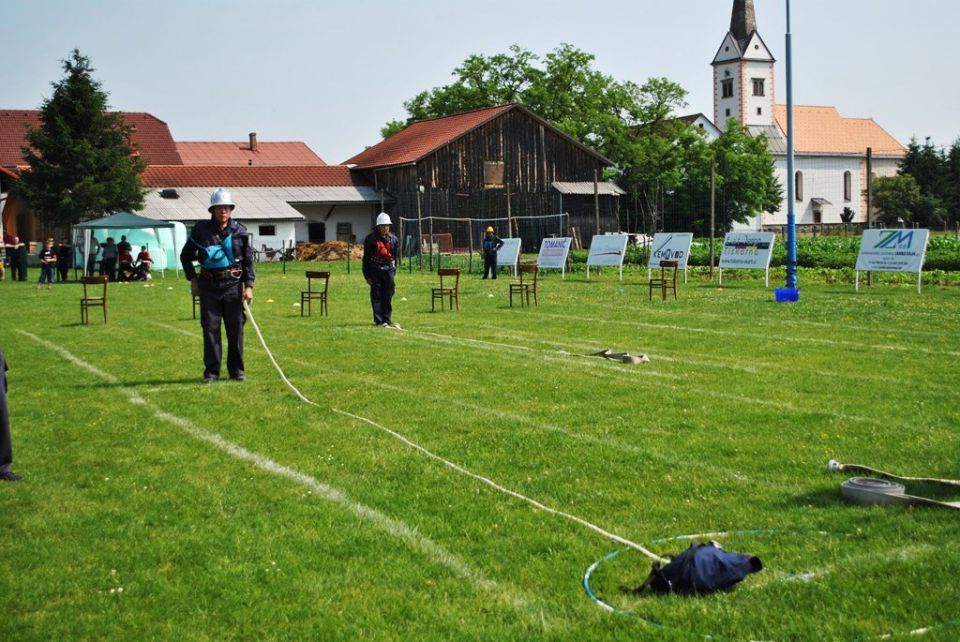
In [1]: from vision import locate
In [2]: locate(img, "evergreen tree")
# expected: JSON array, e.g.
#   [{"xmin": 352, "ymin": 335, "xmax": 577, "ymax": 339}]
[{"xmin": 12, "ymin": 49, "xmax": 145, "ymax": 231}]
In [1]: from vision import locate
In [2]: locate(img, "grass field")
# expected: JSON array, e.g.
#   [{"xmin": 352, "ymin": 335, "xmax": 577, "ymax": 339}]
[{"xmin": 1, "ymin": 262, "xmax": 959, "ymax": 641}]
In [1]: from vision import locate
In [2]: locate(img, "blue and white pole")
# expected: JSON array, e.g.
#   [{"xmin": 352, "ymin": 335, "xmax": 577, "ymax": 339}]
[{"xmin": 783, "ymin": 0, "xmax": 799, "ymax": 295}]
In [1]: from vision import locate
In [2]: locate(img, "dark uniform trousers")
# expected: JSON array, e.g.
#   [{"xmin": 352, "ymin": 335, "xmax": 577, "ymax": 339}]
[
  {"xmin": 369, "ymin": 268, "xmax": 396, "ymax": 325},
  {"xmin": 483, "ymin": 252, "xmax": 498, "ymax": 279},
  {"xmin": 199, "ymin": 282, "xmax": 245, "ymax": 378},
  {"xmin": 0, "ymin": 348, "xmax": 13, "ymax": 473}
]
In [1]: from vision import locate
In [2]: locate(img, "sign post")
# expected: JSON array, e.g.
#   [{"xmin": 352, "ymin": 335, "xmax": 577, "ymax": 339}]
[
  {"xmin": 647, "ymin": 233, "xmax": 693, "ymax": 284},
  {"xmin": 536, "ymin": 237, "xmax": 572, "ymax": 279},
  {"xmin": 496, "ymin": 238, "xmax": 522, "ymax": 277},
  {"xmin": 855, "ymin": 229, "xmax": 929, "ymax": 294},
  {"xmin": 718, "ymin": 232, "xmax": 776, "ymax": 287},
  {"xmin": 586, "ymin": 234, "xmax": 628, "ymax": 280}
]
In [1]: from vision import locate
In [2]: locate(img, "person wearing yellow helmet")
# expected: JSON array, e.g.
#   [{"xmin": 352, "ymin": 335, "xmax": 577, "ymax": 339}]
[{"xmin": 482, "ymin": 226, "xmax": 504, "ymax": 279}]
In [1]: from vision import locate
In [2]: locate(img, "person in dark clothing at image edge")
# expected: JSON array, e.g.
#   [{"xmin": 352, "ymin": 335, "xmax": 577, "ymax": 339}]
[
  {"xmin": 362, "ymin": 212, "xmax": 400, "ymax": 329},
  {"xmin": 482, "ymin": 226, "xmax": 504, "ymax": 279},
  {"xmin": 0, "ymin": 346, "xmax": 24, "ymax": 481},
  {"xmin": 180, "ymin": 188, "xmax": 255, "ymax": 383}
]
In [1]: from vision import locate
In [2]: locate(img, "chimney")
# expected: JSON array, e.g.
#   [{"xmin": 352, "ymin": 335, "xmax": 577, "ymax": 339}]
[{"xmin": 248, "ymin": 132, "xmax": 258, "ymax": 152}]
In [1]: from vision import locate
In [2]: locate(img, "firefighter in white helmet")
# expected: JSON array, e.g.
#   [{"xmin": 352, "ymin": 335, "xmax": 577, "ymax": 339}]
[
  {"xmin": 179, "ymin": 188, "xmax": 255, "ymax": 382},
  {"xmin": 362, "ymin": 212, "xmax": 400, "ymax": 329}
]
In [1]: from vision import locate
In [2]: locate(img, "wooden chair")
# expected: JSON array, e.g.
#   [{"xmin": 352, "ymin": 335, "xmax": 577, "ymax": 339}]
[
  {"xmin": 301, "ymin": 271, "xmax": 330, "ymax": 316},
  {"xmin": 509, "ymin": 263, "xmax": 539, "ymax": 307},
  {"xmin": 649, "ymin": 260, "xmax": 679, "ymax": 301},
  {"xmin": 80, "ymin": 275, "xmax": 109, "ymax": 324},
  {"xmin": 431, "ymin": 268, "xmax": 461, "ymax": 312}
]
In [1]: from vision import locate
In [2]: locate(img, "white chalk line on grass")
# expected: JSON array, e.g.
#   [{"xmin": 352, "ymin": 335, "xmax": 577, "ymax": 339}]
[
  {"xmin": 358, "ymin": 325, "xmax": 913, "ymax": 431},
  {"xmin": 152, "ymin": 321, "xmax": 754, "ymax": 483},
  {"xmin": 17, "ymin": 329, "xmax": 535, "ymax": 617},
  {"xmin": 239, "ymin": 306, "xmax": 669, "ymax": 564},
  {"xmin": 533, "ymin": 311, "xmax": 960, "ymax": 359}
]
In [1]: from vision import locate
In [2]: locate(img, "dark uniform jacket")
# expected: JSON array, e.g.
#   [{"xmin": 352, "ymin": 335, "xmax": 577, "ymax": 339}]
[
  {"xmin": 180, "ymin": 218, "xmax": 255, "ymax": 290},
  {"xmin": 362, "ymin": 232, "xmax": 399, "ymax": 279}
]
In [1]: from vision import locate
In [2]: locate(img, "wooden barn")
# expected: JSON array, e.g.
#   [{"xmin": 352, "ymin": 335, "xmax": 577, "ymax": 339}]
[{"xmin": 343, "ymin": 104, "xmax": 623, "ymax": 252}]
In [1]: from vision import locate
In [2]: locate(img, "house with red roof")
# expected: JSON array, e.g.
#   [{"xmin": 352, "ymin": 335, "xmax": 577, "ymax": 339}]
[
  {"xmin": 0, "ymin": 110, "xmax": 380, "ymax": 252},
  {"xmin": 711, "ymin": 0, "xmax": 905, "ymax": 228},
  {"xmin": 344, "ymin": 103, "xmax": 623, "ymax": 250},
  {"xmin": 139, "ymin": 164, "xmax": 382, "ymax": 251},
  {"xmin": 0, "ymin": 110, "xmax": 183, "ymax": 242}
]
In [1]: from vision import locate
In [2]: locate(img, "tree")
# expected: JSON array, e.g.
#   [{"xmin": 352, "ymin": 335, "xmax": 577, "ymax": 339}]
[
  {"xmin": 871, "ymin": 175, "xmax": 921, "ymax": 226},
  {"xmin": 710, "ymin": 121, "xmax": 782, "ymax": 233},
  {"xmin": 13, "ymin": 49, "xmax": 146, "ymax": 231}
]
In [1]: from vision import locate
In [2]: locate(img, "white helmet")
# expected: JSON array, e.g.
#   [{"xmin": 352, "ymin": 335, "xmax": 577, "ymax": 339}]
[
  {"xmin": 208, "ymin": 188, "xmax": 235, "ymax": 213},
  {"xmin": 376, "ymin": 212, "xmax": 392, "ymax": 226}
]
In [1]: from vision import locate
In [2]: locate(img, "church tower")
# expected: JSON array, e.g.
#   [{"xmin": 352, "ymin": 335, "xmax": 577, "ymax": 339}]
[{"xmin": 712, "ymin": 0, "xmax": 775, "ymax": 132}]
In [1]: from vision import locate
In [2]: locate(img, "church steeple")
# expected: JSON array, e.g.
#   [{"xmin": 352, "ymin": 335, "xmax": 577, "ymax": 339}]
[
  {"xmin": 712, "ymin": 0, "xmax": 775, "ymax": 131},
  {"xmin": 731, "ymin": 0, "xmax": 757, "ymax": 51}
]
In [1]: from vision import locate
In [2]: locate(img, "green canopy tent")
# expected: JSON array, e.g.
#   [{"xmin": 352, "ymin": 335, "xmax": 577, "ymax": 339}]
[{"xmin": 73, "ymin": 212, "xmax": 185, "ymax": 279}]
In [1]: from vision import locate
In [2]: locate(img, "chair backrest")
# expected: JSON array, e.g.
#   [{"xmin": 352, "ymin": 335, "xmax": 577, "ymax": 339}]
[
  {"xmin": 519, "ymin": 263, "xmax": 539, "ymax": 284},
  {"xmin": 659, "ymin": 260, "xmax": 679, "ymax": 269},
  {"xmin": 305, "ymin": 271, "xmax": 330, "ymax": 293},
  {"xmin": 437, "ymin": 267, "xmax": 460, "ymax": 288},
  {"xmin": 81, "ymin": 275, "xmax": 109, "ymax": 299}
]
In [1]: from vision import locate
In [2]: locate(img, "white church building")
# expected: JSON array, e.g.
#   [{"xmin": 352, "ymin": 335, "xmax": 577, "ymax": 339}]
[{"xmin": 710, "ymin": 0, "xmax": 905, "ymax": 229}]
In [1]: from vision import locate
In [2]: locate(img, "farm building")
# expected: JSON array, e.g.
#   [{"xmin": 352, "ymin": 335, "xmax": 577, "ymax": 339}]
[{"xmin": 344, "ymin": 104, "xmax": 624, "ymax": 252}]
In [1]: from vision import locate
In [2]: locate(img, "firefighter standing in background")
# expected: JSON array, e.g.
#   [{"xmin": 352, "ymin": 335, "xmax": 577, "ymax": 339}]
[
  {"xmin": 482, "ymin": 226, "xmax": 504, "ymax": 279},
  {"xmin": 180, "ymin": 188, "xmax": 255, "ymax": 383},
  {"xmin": 362, "ymin": 213, "xmax": 400, "ymax": 329}
]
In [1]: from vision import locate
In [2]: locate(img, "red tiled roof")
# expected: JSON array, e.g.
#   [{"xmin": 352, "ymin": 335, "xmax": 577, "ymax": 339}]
[
  {"xmin": 773, "ymin": 105, "xmax": 905, "ymax": 157},
  {"xmin": 0, "ymin": 110, "xmax": 183, "ymax": 167},
  {"xmin": 343, "ymin": 104, "xmax": 517, "ymax": 169},
  {"xmin": 176, "ymin": 141, "xmax": 326, "ymax": 166},
  {"xmin": 142, "ymin": 165, "xmax": 371, "ymax": 188}
]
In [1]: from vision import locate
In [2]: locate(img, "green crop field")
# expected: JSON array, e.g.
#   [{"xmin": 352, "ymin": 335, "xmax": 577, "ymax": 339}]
[{"xmin": 1, "ymin": 262, "xmax": 958, "ymax": 641}]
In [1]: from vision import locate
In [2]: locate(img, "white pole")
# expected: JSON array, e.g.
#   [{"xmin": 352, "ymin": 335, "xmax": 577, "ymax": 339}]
[
  {"xmin": 917, "ymin": 271, "xmax": 922, "ymax": 294},
  {"xmin": 719, "ymin": 268, "xmax": 723, "ymax": 287},
  {"xmin": 855, "ymin": 271, "xmax": 859, "ymax": 292}
]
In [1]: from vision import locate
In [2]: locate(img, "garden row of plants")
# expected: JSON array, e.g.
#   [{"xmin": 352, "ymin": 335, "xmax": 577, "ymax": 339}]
[{"xmin": 563, "ymin": 234, "xmax": 960, "ymax": 271}]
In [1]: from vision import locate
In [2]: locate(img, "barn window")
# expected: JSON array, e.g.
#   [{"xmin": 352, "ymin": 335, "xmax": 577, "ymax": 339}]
[
  {"xmin": 336, "ymin": 222, "xmax": 353, "ymax": 242},
  {"xmin": 258, "ymin": 225, "xmax": 276, "ymax": 236},
  {"xmin": 843, "ymin": 171, "xmax": 852, "ymax": 201},
  {"xmin": 795, "ymin": 171, "xmax": 804, "ymax": 201}
]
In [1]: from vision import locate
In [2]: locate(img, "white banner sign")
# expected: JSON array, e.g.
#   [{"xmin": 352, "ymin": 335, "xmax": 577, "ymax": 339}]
[
  {"xmin": 855, "ymin": 229, "xmax": 930, "ymax": 294},
  {"xmin": 537, "ymin": 237, "xmax": 572, "ymax": 277},
  {"xmin": 718, "ymin": 232, "xmax": 776, "ymax": 287},
  {"xmin": 496, "ymin": 238, "xmax": 522, "ymax": 275},
  {"xmin": 647, "ymin": 232, "xmax": 694, "ymax": 271},
  {"xmin": 855, "ymin": 229, "xmax": 929, "ymax": 273},
  {"xmin": 586, "ymin": 234, "xmax": 629, "ymax": 280}
]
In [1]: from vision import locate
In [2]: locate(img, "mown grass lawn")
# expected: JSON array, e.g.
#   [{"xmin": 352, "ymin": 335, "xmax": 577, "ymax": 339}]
[{"xmin": 1, "ymin": 261, "xmax": 958, "ymax": 641}]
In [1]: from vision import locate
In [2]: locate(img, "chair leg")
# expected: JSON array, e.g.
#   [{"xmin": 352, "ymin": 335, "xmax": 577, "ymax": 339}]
[{"xmin": 103, "ymin": 303, "xmax": 108, "ymax": 324}]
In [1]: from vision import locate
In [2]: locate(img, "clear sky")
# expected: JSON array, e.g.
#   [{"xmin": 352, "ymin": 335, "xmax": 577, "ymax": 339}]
[{"xmin": 6, "ymin": 0, "xmax": 959, "ymax": 163}]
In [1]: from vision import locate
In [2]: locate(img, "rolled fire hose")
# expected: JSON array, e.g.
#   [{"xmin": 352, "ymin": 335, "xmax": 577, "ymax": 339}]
[{"xmin": 829, "ymin": 460, "xmax": 960, "ymax": 511}]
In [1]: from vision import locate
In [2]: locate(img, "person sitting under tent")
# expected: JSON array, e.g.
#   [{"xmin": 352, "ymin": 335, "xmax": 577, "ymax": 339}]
[
  {"xmin": 136, "ymin": 246, "xmax": 153, "ymax": 280},
  {"xmin": 118, "ymin": 248, "xmax": 137, "ymax": 281}
]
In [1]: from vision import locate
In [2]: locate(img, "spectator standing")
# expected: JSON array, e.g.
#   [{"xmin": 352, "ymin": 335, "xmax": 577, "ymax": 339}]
[
  {"xmin": 86, "ymin": 236, "xmax": 100, "ymax": 275},
  {"xmin": 57, "ymin": 238, "xmax": 72, "ymax": 282},
  {"xmin": 37, "ymin": 238, "xmax": 57, "ymax": 289},
  {"xmin": 117, "ymin": 235, "xmax": 132, "ymax": 254},
  {"xmin": 100, "ymin": 237, "xmax": 118, "ymax": 281},
  {"xmin": 8, "ymin": 237, "xmax": 27, "ymax": 281}
]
